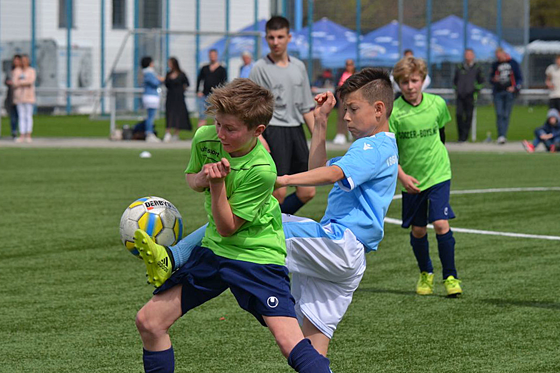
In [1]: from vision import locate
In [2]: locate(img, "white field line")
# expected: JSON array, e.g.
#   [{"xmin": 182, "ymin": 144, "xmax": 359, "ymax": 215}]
[{"xmin": 386, "ymin": 187, "xmax": 560, "ymax": 241}]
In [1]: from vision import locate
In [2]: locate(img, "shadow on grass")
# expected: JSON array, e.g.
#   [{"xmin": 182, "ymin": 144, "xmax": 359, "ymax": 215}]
[{"xmin": 481, "ymin": 298, "xmax": 560, "ymax": 310}]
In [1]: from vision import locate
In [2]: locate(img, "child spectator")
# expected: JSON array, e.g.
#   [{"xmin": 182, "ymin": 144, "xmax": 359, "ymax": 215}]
[
  {"xmin": 141, "ymin": 56, "xmax": 164, "ymax": 143},
  {"xmin": 522, "ymin": 108, "xmax": 560, "ymax": 153},
  {"xmin": 390, "ymin": 56, "xmax": 463, "ymax": 297}
]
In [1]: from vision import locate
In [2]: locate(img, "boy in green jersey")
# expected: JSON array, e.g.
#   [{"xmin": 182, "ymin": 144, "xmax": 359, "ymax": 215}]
[
  {"xmin": 389, "ymin": 57, "xmax": 463, "ymax": 297},
  {"xmin": 133, "ymin": 79, "xmax": 332, "ymax": 373}
]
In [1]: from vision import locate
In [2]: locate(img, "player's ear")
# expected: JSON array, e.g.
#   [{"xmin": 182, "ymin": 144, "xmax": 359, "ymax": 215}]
[
  {"xmin": 374, "ymin": 101, "xmax": 385, "ymax": 118},
  {"xmin": 254, "ymin": 124, "xmax": 266, "ymax": 137}
]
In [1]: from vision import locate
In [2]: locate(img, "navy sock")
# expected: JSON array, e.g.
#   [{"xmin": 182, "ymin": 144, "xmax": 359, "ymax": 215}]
[
  {"xmin": 280, "ymin": 193, "xmax": 305, "ymax": 215},
  {"xmin": 410, "ymin": 232, "xmax": 433, "ymax": 273},
  {"xmin": 143, "ymin": 347, "xmax": 175, "ymax": 373},
  {"xmin": 288, "ymin": 339, "xmax": 332, "ymax": 373},
  {"xmin": 437, "ymin": 230, "xmax": 457, "ymax": 279}
]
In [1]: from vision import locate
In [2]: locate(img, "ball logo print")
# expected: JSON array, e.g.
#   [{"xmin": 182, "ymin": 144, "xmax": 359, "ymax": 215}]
[
  {"xmin": 267, "ymin": 296, "xmax": 279, "ymax": 308},
  {"xmin": 119, "ymin": 196, "xmax": 183, "ymax": 258}
]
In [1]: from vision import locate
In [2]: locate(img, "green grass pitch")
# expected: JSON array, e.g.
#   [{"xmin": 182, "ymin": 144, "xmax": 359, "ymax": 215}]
[{"xmin": 0, "ymin": 148, "xmax": 559, "ymax": 372}]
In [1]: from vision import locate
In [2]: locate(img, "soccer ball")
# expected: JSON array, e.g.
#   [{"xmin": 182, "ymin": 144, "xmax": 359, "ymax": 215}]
[{"xmin": 119, "ymin": 196, "xmax": 184, "ymax": 258}]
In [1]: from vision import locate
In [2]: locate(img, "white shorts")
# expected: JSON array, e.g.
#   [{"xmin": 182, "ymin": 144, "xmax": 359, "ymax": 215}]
[
  {"xmin": 142, "ymin": 95, "xmax": 160, "ymax": 109},
  {"xmin": 282, "ymin": 214, "xmax": 366, "ymax": 339}
]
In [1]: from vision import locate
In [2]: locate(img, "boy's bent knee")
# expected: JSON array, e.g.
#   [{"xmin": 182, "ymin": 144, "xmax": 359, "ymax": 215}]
[
  {"xmin": 136, "ymin": 307, "xmax": 163, "ymax": 337},
  {"xmin": 296, "ymin": 187, "xmax": 315, "ymax": 203}
]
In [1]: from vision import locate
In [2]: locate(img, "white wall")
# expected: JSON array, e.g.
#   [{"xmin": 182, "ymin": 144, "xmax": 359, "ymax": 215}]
[{"xmin": 0, "ymin": 0, "xmax": 270, "ymax": 111}]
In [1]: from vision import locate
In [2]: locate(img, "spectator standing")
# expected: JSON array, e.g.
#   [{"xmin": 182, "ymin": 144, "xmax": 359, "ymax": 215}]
[
  {"xmin": 239, "ymin": 51, "xmax": 254, "ymax": 79},
  {"xmin": 333, "ymin": 58, "xmax": 355, "ymax": 145},
  {"xmin": 12, "ymin": 54, "xmax": 36, "ymax": 143},
  {"xmin": 545, "ymin": 55, "xmax": 560, "ymax": 111},
  {"xmin": 453, "ymin": 48, "xmax": 485, "ymax": 142},
  {"xmin": 3, "ymin": 54, "xmax": 22, "ymax": 139},
  {"xmin": 490, "ymin": 47, "xmax": 523, "ymax": 144},
  {"xmin": 196, "ymin": 49, "xmax": 227, "ymax": 127},
  {"xmin": 141, "ymin": 56, "xmax": 164, "ymax": 143},
  {"xmin": 522, "ymin": 108, "xmax": 560, "ymax": 153},
  {"xmin": 249, "ymin": 16, "xmax": 316, "ymax": 215},
  {"xmin": 164, "ymin": 57, "xmax": 191, "ymax": 142}
]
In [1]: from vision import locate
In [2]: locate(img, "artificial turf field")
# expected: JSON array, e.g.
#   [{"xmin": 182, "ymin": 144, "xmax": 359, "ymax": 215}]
[{"xmin": 1, "ymin": 148, "xmax": 559, "ymax": 372}]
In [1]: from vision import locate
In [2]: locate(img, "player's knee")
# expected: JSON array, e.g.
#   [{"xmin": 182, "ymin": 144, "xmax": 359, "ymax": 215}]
[
  {"xmin": 411, "ymin": 226, "xmax": 427, "ymax": 238},
  {"xmin": 136, "ymin": 307, "xmax": 166, "ymax": 339},
  {"xmin": 296, "ymin": 188, "xmax": 315, "ymax": 203},
  {"xmin": 273, "ymin": 188, "xmax": 287, "ymax": 204},
  {"xmin": 432, "ymin": 220, "xmax": 450, "ymax": 235}
]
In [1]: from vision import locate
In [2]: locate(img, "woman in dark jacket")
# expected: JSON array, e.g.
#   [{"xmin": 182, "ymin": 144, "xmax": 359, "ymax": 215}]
[
  {"xmin": 164, "ymin": 57, "xmax": 191, "ymax": 142},
  {"xmin": 4, "ymin": 55, "xmax": 22, "ymax": 139}
]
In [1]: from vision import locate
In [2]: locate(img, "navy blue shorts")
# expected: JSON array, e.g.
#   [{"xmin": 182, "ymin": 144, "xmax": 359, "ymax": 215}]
[
  {"xmin": 154, "ymin": 246, "xmax": 296, "ymax": 326},
  {"xmin": 401, "ymin": 180, "xmax": 455, "ymax": 228}
]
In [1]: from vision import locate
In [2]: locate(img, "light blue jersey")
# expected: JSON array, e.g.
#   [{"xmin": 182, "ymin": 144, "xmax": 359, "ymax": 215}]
[
  {"xmin": 321, "ymin": 132, "xmax": 398, "ymax": 252},
  {"xmin": 169, "ymin": 132, "xmax": 398, "ymax": 268}
]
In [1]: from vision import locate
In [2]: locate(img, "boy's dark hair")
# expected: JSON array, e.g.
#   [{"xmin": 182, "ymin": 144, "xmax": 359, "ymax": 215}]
[
  {"xmin": 141, "ymin": 56, "xmax": 152, "ymax": 69},
  {"xmin": 206, "ymin": 78, "xmax": 274, "ymax": 129},
  {"xmin": 266, "ymin": 16, "xmax": 290, "ymax": 32},
  {"xmin": 209, "ymin": 49, "xmax": 218, "ymax": 54},
  {"xmin": 403, "ymin": 49, "xmax": 413, "ymax": 56},
  {"xmin": 338, "ymin": 68, "xmax": 394, "ymax": 118}
]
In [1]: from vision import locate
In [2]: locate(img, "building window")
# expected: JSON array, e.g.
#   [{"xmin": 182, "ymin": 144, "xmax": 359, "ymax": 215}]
[
  {"xmin": 112, "ymin": 0, "xmax": 126, "ymax": 29},
  {"xmin": 58, "ymin": 0, "xmax": 75, "ymax": 29},
  {"xmin": 140, "ymin": 0, "xmax": 162, "ymax": 29}
]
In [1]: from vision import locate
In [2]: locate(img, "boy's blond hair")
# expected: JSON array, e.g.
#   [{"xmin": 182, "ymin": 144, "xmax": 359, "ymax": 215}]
[
  {"xmin": 392, "ymin": 57, "xmax": 428, "ymax": 85},
  {"xmin": 206, "ymin": 78, "xmax": 274, "ymax": 129}
]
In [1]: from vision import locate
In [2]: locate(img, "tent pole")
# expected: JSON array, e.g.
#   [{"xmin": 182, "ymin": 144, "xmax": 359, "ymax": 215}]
[
  {"xmin": 356, "ymin": 0, "xmax": 361, "ymax": 70},
  {"xmin": 463, "ymin": 0, "xmax": 468, "ymax": 53},
  {"xmin": 398, "ymin": 0, "xmax": 403, "ymax": 57},
  {"xmin": 307, "ymin": 0, "xmax": 313, "ymax": 81}
]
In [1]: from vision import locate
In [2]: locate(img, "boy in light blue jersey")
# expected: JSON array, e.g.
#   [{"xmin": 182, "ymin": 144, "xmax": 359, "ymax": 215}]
[{"xmin": 144, "ymin": 68, "xmax": 398, "ymax": 357}]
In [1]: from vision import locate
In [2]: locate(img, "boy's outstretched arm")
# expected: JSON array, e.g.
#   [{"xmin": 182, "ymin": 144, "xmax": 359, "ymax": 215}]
[
  {"xmin": 206, "ymin": 158, "xmax": 247, "ymax": 237},
  {"xmin": 308, "ymin": 91, "xmax": 337, "ymax": 170},
  {"xmin": 276, "ymin": 165, "xmax": 344, "ymax": 188}
]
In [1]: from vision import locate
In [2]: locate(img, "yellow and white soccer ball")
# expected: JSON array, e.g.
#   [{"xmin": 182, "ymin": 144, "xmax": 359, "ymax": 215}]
[{"xmin": 119, "ymin": 196, "xmax": 183, "ymax": 258}]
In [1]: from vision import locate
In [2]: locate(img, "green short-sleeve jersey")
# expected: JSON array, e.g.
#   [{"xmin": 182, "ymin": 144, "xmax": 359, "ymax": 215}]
[
  {"xmin": 185, "ymin": 125, "xmax": 286, "ymax": 265},
  {"xmin": 389, "ymin": 93, "xmax": 452, "ymax": 191}
]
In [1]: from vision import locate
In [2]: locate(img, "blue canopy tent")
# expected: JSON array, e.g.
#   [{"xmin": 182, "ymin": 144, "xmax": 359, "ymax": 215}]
[
  {"xmin": 198, "ymin": 19, "xmax": 268, "ymax": 63},
  {"xmin": 198, "ymin": 19, "xmax": 300, "ymax": 63},
  {"xmin": 427, "ymin": 15, "xmax": 523, "ymax": 63},
  {"xmin": 323, "ymin": 21, "xmax": 448, "ymax": 68},
  {"xmin": 199, "ymin": 19, "xmax": 316, "ymax": 61},
  {"xmin": 291, "ymin": 17, "xmax": 357, "ymax": 60}
]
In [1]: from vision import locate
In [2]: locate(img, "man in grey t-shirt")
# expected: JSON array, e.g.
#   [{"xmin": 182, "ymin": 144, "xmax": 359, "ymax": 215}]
[{"xmin": 249, "ymin": 16, "xmax": 315, "ymax": 215}]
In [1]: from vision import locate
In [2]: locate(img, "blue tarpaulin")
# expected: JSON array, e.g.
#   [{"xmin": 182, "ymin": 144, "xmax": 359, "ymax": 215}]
[
  {"xmin": 323, "ymin": 21, "xmax": 449, "ymax": 68},
  {"xmin": 291, "ymin": 17, "xmax": 357, "ymax": 60},
  {"xmin": 198, "ymin": 19, "xmax": 280, "ymax": 63},
  {"xmin": 426, "ymin": 15, "xmax": 523, "ymax": 63},
  {"xmin": 200, "ymin": 16, "xmax": 523, "ymax": 69}
]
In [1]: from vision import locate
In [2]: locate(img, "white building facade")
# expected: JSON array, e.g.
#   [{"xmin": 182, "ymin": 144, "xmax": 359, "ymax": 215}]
[{"xmin": 0, "ymin": 0, "xmax": 271, "ymax": 112}]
